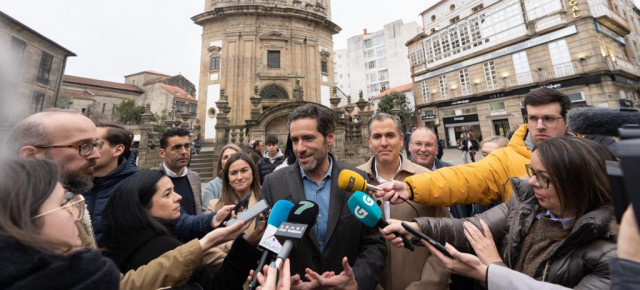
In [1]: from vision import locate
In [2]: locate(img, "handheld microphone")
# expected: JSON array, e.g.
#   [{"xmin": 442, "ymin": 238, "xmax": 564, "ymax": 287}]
[
  {"xmin": 567, "ymin": 107, "xmax": 640, "ymax": 136},
  {"xmin": 338, "ymin": 169, "xmax": 381, "ymax": 192},
  {"xmin": 347, "ymin": 191, "xmax": 415, "ymax": 251},
  {"xmin": 274, "ymin": 200, "xmax": 319, "ymax": 269},
  {"xmin": 248, "ymin": 200, "xmax": 294, "ymax": 290}
]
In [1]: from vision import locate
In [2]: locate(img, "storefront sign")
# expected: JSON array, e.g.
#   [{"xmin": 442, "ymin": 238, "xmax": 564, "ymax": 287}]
[
  {"xmin": 530, "ymin": 83, "xmax": 562, "ymax": 91},
  {"xmin": 569, "ymin": 0, "xmax": 581, "ymax": 18},
  {"xmin": 613, "ymin": 75, "xmax": 640, "ymax": 88},
  {"xmin": 443, "ymin": 114, "xmax": 479, "ymax": 124},
  {"xmin": 595, "ymin": 20, "xmax": 626, "ymax": 45},
  {"xmin": 421, "ymin": 114, "xmax": 437, "ymax": 120},
  {"xmin": 414, "ymin": 25, "xmax": 578, "ymax": 82}
]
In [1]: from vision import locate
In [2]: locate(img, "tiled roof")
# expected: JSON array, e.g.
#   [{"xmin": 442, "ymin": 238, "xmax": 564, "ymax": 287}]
[
  {"xmin": 66, "ymin": 90, "xmax": 95, "ymax": 101},
  {"xmin": 159, "ymin": 84, "xmax": 196, "ymax": 102},
  {"xmin": 373, "ymin": 83, "xmax": 414, "ymax": 99},
  {"xmin": 123, "ymin": 70, "xmax": 171, "ymax": 78},
  {"xmin": 63, "ymin": 75, "xmax": 144, "ymax": 93}
]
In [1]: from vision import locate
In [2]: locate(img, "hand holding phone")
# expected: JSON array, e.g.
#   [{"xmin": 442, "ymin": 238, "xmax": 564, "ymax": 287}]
[
  {"xmin": 401, "ymin": 222, "xmax": 452, "ymax": 258},
  {"xmin": 217, "ymin": 192, "xmax": 252, "ymax": 228},
  {"xmin": 227, "ymin": 199, "xmax": 270, "ymax": 227}
]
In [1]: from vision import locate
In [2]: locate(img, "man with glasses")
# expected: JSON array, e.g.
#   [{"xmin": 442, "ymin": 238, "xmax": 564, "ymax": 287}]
[
  {"xmin": 409, "ymin": 127, "xmax": 452, "ymax": 171},
  {"xmin": 357, "ymin": 113, "xmax": 450, "ymax": 290},
  {"xmin": 9, "ymin": 110, "xmax": 103, "ymax": 248},
  {"xmin": 377, "ymin": 88, "xmax": 572, "ymax": 210}
]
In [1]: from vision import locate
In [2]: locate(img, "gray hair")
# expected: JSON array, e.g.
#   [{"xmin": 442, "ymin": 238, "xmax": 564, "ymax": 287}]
[
  {"xmin": 367, "ymin": 113, "xmax": 403, "ymax": 136},
  {"xmin": 6, "ymin": 118, "xmax": 51, "ymax": 154}
]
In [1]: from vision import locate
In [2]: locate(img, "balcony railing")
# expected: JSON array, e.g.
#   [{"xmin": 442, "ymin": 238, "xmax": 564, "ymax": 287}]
[
  {"xmin": 428, "ymin": 60, "xmax": 584, "ymax": 101},
  {"xmin": 607, "ymin": 57, "xmax": 640, "ymax": 76}
]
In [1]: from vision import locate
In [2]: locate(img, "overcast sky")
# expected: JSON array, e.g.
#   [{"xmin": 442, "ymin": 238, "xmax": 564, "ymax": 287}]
[{"xmin": 1, "ymin": 0, "xmax": 436, "ymax": 86}]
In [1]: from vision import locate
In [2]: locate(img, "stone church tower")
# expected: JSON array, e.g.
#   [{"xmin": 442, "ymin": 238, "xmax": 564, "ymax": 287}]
[{"xmin": 192, "ymin": 0, "xmax": 340, "ymax": 142}]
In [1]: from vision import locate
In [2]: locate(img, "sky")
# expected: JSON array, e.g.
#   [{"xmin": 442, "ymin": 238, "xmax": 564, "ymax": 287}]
[{"xmin": 1, "ymin": 0, "xmax": 436, "ymax": 85}]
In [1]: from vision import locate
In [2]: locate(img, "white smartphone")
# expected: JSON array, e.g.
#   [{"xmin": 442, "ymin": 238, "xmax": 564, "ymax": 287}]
[{"xmin": 227, "ymin": 199, "xmax": 269, "ymax": 227}]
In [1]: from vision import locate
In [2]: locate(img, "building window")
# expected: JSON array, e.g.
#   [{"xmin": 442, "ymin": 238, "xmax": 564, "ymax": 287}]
[
  {"xmin": 102, "ymin": 103, "xmax": 106, "ymax": 114},
  {"xmin": 366, "ymin": 49, "xmax": 375, "ymax": 58},
  {"xmin": 368, "ymin": 73, "xmax": 377, "ymax": 82},
  {"xmin": 567, "ymin": 92, "xmax": 586, "ymax": 102},
  {"xmin": 10, "ymin": 37, "xmax": 27, "ymax": 68},
  {"xmin": 30, "ymin": 92, "xmax": 45, "ymax": 114},
  {"xmin": 421, "ymin": 80, "xmax": 429, "ymax": 103},
  {"xmin": 267, "ymin": 50, "xmax": 280, "ymax": 69},
  {"xmin": 377, "ymin": 58, "xmax": 387, "ymax": 68},
  {"xmin": 459, "ymin": 69, "xmax": 471, "ymax": 95},
  {"xmin": 488, "ymin": 101, "xmax": 506, "ymax": 112},
  {"xmin": 409, "ymin": 45, "xmax": 425, "ymax": 65},
  {"xmin": 321, "ymin": 60, "xmax": 328, "ymax": 74},
  {"xmin": 547, "ymin": 39, "xmax": 574, "ymax": 77},
  {"xmin": 37, "ymin": 51, "xmax": 54, "ymax": 85},
  {"xmin": 483, "ymin": 61, "xmax": 498, "ymax": 90},
  {"xmin": 450, "ymin": 16, "xmax": 460, "ymax": 24},
  {"xmin": 378, "ymin": 70, "xmax": 389, "ymax": 81},
  {"xmin": 210, "ymin": 56, "xmax": 220, "ymax": 70},
  {"xmin": 367, "ymin": 60, "xmax": 376, "ymax": 69},
  {"xmin": 472, "ymin": 4, "xmax": 484, "ymax": 12},
  {"xmin": 438, "ymin": 75, "xmax": 449, "ymax": 99},
  {"xmin": 512, "ymin": 51, "xmax": 533, "ymax": 84}
]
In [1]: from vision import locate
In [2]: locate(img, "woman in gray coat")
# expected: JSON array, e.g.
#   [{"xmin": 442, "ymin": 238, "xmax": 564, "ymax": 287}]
[{"xmin": 384, "ymin": 137, "xmax": 618, "ymax": 289}]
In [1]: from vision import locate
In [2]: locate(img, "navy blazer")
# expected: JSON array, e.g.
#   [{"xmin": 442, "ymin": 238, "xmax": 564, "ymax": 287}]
[{"xmin": 261, "ymin": 154, "xmax": 386, "ymax": 290}]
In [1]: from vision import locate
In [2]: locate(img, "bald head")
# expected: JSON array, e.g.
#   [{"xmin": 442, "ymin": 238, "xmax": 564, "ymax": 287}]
[
  {"xmin": 8, "ymin": 110, "xmax": 100, "ymax": 193},
  {"xmin": 409, "ymin": 127, "xmax": 439, "ymax": 169}
]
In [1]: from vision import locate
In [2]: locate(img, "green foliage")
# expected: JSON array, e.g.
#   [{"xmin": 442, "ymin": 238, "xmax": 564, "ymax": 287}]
[
  {"xmin": 375, "ymin": 92, "xmax": 414, "ymax": 130},
  {"xmin": 153, "ymin": 124, "xmax": 166, "ymax": 133},
  {"xmin": 116, "ymin": 100, "xmax": 146, "ymax": 124}
]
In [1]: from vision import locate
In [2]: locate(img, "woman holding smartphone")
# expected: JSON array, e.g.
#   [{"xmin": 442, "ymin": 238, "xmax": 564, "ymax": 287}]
[{"xmin": 383, "ymin": 137, "xmax": 617, "ymax": 289}]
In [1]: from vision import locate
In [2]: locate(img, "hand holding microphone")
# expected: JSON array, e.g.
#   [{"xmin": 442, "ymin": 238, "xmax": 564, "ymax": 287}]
[
  {"xmin": 347, "ymin": 191, "xmax": 415, "ymax": 251},
  {"xmin": 274, "ymin": 200, "xmax": 319, "ymax": 269},
  {"xmin": 248, "ymin": 200, "xmax": 294, "ymax": 290},
  {"xmin": 338, "ymin": 170, "xmax": 411, "ymax": 205}
]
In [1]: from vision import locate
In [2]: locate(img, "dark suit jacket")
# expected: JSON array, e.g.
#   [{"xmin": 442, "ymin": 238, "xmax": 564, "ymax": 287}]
[{"xmin": 261, "ymin": 155, "xmax": 386, "ymax": 290}]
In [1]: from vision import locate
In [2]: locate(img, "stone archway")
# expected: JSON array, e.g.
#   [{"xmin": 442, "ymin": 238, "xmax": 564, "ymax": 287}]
[
  {"xmin": 260, "ymin": 84, "xmax": 289, "ymax": 99},
  {"xmin": 264, "ymin": 115, "xmax": 289, "ymax": 149}
]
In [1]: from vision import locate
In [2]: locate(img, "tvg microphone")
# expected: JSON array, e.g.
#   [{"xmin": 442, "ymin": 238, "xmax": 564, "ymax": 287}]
[{"xmin": 347, "ymin": 191, "xmax": 414, "ymax": 251}]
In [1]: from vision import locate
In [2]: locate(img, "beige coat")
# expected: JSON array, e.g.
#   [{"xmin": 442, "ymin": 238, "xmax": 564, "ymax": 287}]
[{"xmin": 358, "ymin": 157, "xmax": 450, "ymax": 290}]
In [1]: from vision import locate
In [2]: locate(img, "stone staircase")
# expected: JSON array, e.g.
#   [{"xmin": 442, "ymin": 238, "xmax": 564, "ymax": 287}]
[{"xmin": 189, "ymin": 150, "xmax": 215, "ymax": 183}]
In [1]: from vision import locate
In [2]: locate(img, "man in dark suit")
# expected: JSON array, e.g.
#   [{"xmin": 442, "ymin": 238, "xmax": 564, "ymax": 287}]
[{"xmin": 261, "ymin": 104, "xmax": 386, "ymax": 290}]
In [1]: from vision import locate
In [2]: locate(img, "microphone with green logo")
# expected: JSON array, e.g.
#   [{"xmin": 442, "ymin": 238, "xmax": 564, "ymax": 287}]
[{"xmin": 347, "ymin": 191, "xmax": 414, "ymax": 251}]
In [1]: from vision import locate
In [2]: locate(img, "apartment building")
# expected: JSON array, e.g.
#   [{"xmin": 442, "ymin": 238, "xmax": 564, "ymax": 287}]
[
  {"xmin": 407, "ymin": 0, "xmax": 640, "ymax": 148},
  {"xmin": 335, "ymin": 20, "xmax": 422, "ymax": 101}
]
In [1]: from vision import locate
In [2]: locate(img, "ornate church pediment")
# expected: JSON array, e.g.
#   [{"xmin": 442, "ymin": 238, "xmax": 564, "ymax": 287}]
[{"xmin": 259, "ymin": 31, "xmax": 290, "ymax": 42}]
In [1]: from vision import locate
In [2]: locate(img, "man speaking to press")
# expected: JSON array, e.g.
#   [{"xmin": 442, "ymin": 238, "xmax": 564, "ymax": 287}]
[{"xmin": 261, "ymin": 104, "xmax": 386, "ymax": 290}]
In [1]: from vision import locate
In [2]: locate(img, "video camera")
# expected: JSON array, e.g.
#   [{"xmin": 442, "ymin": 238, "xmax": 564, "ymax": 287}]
[{"xmin": 568, "ymin": 107, "xmax": 640, "ymax": 227}]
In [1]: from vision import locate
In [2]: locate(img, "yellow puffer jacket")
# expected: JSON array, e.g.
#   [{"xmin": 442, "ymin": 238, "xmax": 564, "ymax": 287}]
[{"xmin": 405, "ymin": 124, "xmax": 531, "ymax": 206}]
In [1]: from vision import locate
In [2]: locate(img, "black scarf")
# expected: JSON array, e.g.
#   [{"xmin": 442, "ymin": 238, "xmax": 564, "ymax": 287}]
[{"xmin": 0, "ymin": 236, "xmax": 120, "ymax": 289}]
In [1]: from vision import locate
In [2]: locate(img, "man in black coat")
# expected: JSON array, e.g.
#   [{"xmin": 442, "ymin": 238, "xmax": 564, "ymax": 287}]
[
  {"xmin": 256, "ymin": 134, "xmax": 285, "ymax": 184},
  {"xmin": 261, "ymin": 104, "xmax": 386, "ymax": 290}
]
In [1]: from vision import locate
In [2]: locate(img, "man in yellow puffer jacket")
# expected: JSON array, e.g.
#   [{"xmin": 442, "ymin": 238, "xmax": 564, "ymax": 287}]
[{"xmin": 377, "ymin": 88, "xmax": 572, "ymax": 207}]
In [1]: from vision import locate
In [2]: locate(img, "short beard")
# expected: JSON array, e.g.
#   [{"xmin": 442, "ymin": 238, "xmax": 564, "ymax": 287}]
[{"xmin": 62, "ymin": 170, "xmax": 94, "ymax": 193}]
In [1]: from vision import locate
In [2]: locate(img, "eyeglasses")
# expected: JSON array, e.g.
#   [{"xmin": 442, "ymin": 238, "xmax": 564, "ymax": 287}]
[
  {"xmin": 411, "ymin": 141, "xmax": 436, "ymax": 149},
  {"xmin": 526, "ymin": 115, "xmax": 564, "ymax": 127},
  {"xmin": 525, "ymin": 164, "xmax": 550, "ymax": 188},
  {"xmin": 35, "ymin": 141, "xmax": 104, "ymax": 156},
  {"xmin": 33, "ymin": 194, "xmax": 85, "ymax": 221}
]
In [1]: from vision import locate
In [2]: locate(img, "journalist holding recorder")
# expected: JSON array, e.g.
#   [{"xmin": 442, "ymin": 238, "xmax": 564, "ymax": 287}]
[{"xmin": 382, "ymin": 137, "xmax": 618, "ymax": 289}]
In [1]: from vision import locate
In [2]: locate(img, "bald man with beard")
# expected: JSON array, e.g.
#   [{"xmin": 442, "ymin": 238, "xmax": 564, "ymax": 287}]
[{"xmin": 8, "ymin": 110, "xmax": 102, "ymax": 248}]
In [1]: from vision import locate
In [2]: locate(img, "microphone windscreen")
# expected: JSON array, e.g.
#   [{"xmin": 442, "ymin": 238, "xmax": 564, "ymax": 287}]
[
  {"xmin": 338, "ymin": 169, "xmax": 367, "ymax": 192},
  {"xmin": 287, "ymin": 200, "xmax": 319, "ymax": 228},
  {"xmin": 568, "ymin": 107, "xmax": 640, "ymax": 136},
  {"xmin": 267, "ymin": 200, "xmax": 295, "ymax": 227},
  {"xmin": 347, "ymin": 191, "xmax": 382, "ymax": 228}
]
